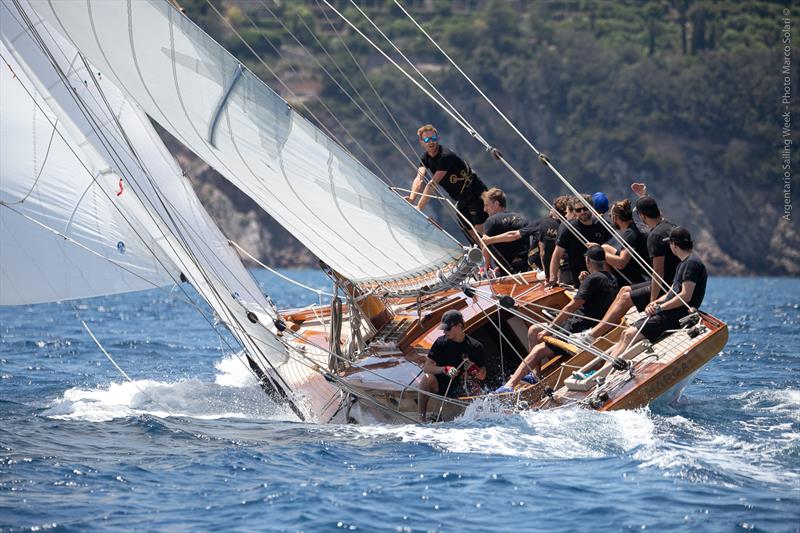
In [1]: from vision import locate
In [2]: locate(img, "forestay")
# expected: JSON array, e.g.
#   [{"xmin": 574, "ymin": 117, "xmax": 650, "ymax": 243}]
[{"xmin": 28, "ymin": 0, "xmax": 465, "ymax": 288}]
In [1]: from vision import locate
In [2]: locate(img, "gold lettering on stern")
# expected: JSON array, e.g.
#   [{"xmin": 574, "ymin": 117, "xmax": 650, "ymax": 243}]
[{"xmin": 639, "ymin": 356, "xmax": 693, "ymax": 402}]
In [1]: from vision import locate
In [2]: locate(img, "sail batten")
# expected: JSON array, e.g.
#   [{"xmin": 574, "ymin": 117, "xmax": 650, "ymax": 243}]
[{"xmin": 26, "ymin": 0, "xmax": 464, "ymax": 286}]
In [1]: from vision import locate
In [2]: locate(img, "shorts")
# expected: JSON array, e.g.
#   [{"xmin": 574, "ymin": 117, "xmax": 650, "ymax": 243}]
[
  {"xmin": 435, "ymin": 373, "xmax": 464, "ymax": 398},
  {"xmin": 545, "ymin": 316, "xmax": 593, "ymax": 356},
  {"xmin": 456, "ymin": 196, "xmax": 488, "ymax": 228},
  {"xmin": 629, "ymin": 281, "xmax": 651, "ymax": 312},
  {"xmin": 633, "ymin": 309, "xmax": 686, "ymax": 343}
]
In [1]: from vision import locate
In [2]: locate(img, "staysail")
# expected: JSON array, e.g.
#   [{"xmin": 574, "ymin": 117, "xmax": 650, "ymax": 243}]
[
  {"xmin": 0, "ymin": 42, "xmax": 179, "ymax": 305},
  {"xmin": 25, "ymin": 0, "xmax": 466, "ymax": 289},
  {"xmin": 2, "ymin": 7, "xmax": 344, "ymax": 419}
]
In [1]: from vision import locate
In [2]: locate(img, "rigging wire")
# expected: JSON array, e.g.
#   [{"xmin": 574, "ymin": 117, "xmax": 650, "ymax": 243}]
[
  {"xmin": 4, "ymin": 4, "xmax": 302, "ymax": 414},
  {"xmin": 314, "ymin": 0, "xmax": 418, "ymax": 161},
  {"xmin": 229, "ymin": 240, "xmax": 334, "ymax": 297},
  {"xmin": 319, "ymin": 0, "xmax": 596, "ymax": 257},
  {"xmin": 204, "ymin": 0, "xmax": 397, "ymax": 187},
  {"xmin": 389, "ymin": 0, "xmax": 685, "ymax": 307},
  {"xmin": 80, "ymin": 318, "xmax": 178, "ymax": 417},
  {"xmin": 253, "ymin": 0, "xmax": 418, "ymax": 173}
]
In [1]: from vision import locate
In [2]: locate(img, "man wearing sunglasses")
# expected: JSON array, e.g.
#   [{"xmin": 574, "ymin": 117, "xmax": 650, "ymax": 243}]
[
  {"xmin": 406, "ymin": 124, "xmax": 489, "ymax": 242},
  {"xmin": 548, "ymin": 195, "xmax": 612, "ymax": 288}
]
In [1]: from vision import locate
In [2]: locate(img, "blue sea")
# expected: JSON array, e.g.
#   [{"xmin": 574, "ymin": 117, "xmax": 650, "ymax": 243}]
[{"xmin": 1, "ymin": 273, "xmax": 798, "ymax": 532}]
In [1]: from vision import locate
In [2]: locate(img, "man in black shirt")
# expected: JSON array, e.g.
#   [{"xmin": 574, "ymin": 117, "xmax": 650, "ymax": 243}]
[
  {"xmin": 575, "ymin": 195, "xmax": 682, "ymax": 344},
  {"xmin": 609, "ymin": 227, "xmax": 707, "ymax": 357},
  {"xmin": 418, "ymin": 310, "xmax": 487, "ymax": 422},
  {"xmin": 549, "ymin": 196, "xmax": 611, "ymax": 288},
  {"xmin": 497, "ymin": 246, "xmax": 618, "ymax": 391},
  {"xmin": 479, "ymin": 188, "xmax": 530, "ymax": 274},
  {"xmin": 406, "ymin": 124, "xmax": 489, "ymax": 241},
  {"xmin": 523, "ymin": 195, "xmax": 569, "ymax": 277},
  {"xmin": 602, "ymin": 199, "xmax": 649, "ymax": 287}
]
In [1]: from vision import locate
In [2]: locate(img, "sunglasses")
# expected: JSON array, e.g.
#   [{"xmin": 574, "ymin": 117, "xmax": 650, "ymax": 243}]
[
  {"xmin": 574, "ymin": 207, "xmax": 589, "ymax": 213},
  {"xmin": 422, "ymin": 135, "xmax": 439, "ymax": 143}
]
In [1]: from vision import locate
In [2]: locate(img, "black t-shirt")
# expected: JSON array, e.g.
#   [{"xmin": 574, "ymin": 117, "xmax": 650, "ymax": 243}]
[
  {"xmin": 420, "ymin": 146, "xmax": 487, "ymax": 201},
  {"xmin": 483, "ymin": 211, "xmax": 530, "ymax": 270},
  {"xmin": 574, "ymin": 270, "xmax": 619, "ymax": 320},
  {"xmin": 555, "ymin": 219, "xmax": 612, "ymax": 285},
  {"xmin": 523, "ymin": 217, "xmax": 560, "ymax": 271},
  {"xmin": 668, "ymin": 253, "xmax": 707, "ymax": 309},
  {"xmin": 613, "ymin": 223, "xmax": 650, "ymax": 286},
  {"xmin": 647, "ymin": 220, "xmax": 680, "ymax": 286},
  {"xmin": 427, "ymin": 335, "xmax": 487, "ymax": 371}
]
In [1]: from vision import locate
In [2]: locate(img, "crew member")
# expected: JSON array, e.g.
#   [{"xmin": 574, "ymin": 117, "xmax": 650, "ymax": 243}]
[
  {"xmin": 602, "ymin": 199, "xmax": 649, "ymax": 287},
  {"xmin": 608, "ymin": 227, "xmax": 707, "ymax": 357},
  {"xmin": 479, "ymin": 188, "xmax": 530, "ymax": 274},
  {"xmin": 406, "ymin": 125, "xmax": 489, "ymax": 242},
  {"xmin": 496, "ymin": 245, "xmax": 618, "ymax": 391},
  {"xmin": 574, "ymin": 194, "xmax": 680, "ymax": 344},
  {"xmin": 418, "ymin": 310, "xmax": 487, "ymax": 423},
  {"xmin": 548, "ymin": 195, "xmax": 612, "ymax": 288}
]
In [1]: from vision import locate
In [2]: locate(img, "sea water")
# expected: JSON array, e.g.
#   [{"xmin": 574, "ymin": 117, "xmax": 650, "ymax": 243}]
[{"xmin": 1, "ymin": 274, "xmax": 797, "ymax": 532}]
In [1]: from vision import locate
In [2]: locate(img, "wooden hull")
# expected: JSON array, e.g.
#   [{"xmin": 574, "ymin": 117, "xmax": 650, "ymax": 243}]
[{"xmin": 274, "ymin": 273, "xmax": 728, "ymax": 424}]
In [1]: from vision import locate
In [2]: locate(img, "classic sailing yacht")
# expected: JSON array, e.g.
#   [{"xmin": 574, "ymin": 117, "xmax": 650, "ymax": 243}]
[{"xmin": 1, "ymin": 0, "xmax": 727, "ymax": 424}]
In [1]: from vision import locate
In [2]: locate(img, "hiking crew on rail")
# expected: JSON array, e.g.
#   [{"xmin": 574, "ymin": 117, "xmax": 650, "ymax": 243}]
[{"xmin": 406, "ymin": 124, "xmax": 489, "ymax": 243}]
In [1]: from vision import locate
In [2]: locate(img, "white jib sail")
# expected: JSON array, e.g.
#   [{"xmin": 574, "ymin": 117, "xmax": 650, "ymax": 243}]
[
  {"xmin": 1, "ymin": 8, "xmax": 340, "ymax": 417},
  {"xmin": 0, "ymin": 46, "xmax": 179, "ymax": 305},
  {"xmin": 26, "ymin": 0, "xmax": 466, "ymax": 287}
]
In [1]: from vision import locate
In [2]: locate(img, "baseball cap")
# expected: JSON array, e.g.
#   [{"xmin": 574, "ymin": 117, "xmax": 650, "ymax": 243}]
[
  {"xmin": 662, "ymin": 226, "xmax": 692, "ymax": 245},
  {"xmin": 439, "ymin": 309, "xmax": 464, "ymax": 330},
  {"xmin": 592, "ymin": 192, "xmax": 609, "ymax": 213}
]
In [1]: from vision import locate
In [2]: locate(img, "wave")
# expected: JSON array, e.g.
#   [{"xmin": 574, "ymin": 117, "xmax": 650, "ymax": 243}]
[
  {"xmin": 335, "ymin": 404, "xmax": 656, "ymax": 460},
  {"xmin": 41, "ymin": 353, "xmax": 299, "ymax": 423}
]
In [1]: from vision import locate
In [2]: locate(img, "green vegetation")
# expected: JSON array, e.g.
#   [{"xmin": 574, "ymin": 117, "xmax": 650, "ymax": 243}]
[{"xmin": 181, "ymin": 0, "xmax": 796, "ymax": 275}]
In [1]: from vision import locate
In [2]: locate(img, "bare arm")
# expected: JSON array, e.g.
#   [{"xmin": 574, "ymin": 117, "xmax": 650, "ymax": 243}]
[
  {"xmin": 650, "ymin": 255, "xmax": 665, "ymax": 301},
  {"xmin": 422, "ymin": 356, "xmax": 443, "ymax": 375},
  {"xmin": 407, "ymin": 166, "xmax": 427, "ymax": 202},
  {"xmin": 647, "ymin": 280, "xmax": 695, "ymax": 316},
  {"xmin": 416, "ymin": 170, "xmax": 447, "ymax": 211},
  {"xmin": 552, "ymin": 297, "xmax": 584, "ymax": 327},
  {"xmin": 548, "ymin": 246, "xmax": 565, "ymax": 285},
  {"xmin": 482, "ymin": 230, "xmax": 522, "ymax": 246},
  {"xmin": 537, "ymin": 240, "xmax": 546, "ymax": 271},
  {"xmin": 602, "ymin": 243, "xmax": 632, "ymax": 269}
]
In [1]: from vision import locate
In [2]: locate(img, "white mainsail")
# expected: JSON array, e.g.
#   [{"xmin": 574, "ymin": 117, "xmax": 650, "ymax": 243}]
[
  {"xmin": 25, "ymin": 0, "xmax": 465, "ymax": 288},
  {"xmin": 1, "ymin": 8, "xmax": 342, "ymax": 419}
]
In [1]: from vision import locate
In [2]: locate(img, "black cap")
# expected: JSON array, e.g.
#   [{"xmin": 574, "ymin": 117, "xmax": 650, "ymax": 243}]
[
  {"xmin": 439, "ymin": 309, "xmax": 464, "ymax": 330},
  {"xmin": 584, "ymin": 245, "xmax": 606, "ymax": 262},
  {"xmin": 663, "ymin": 226, "xmax": 692, "ymax": 245}
]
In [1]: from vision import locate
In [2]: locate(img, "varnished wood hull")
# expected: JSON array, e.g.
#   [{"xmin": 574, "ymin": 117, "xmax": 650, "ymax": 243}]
[{"xmin": 274, "ymin": 273, "xmax": 728, "ymax": 424}]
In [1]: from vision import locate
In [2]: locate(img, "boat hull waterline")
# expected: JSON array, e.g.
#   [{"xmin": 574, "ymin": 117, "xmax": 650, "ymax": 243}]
[{"xmin": 264, "ymin": 271, "xmax": 727, "ymax": 424}]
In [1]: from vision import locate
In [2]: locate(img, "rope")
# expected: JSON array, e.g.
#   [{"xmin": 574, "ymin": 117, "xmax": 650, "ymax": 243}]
[
  {"xmin": 390, "ymin": 1, "xmax": 667, "ymax": 292},
  {"xmin": 350, "ymin": 2, "xmax": 685, "ymax": 307},
  {"xmin": 204, "ymin": 0, "xmax": 398, "ymax": 187},
  {"xmin": 80, "ymin": 318, "xmax": 177, "ymax": 417},
  {"xmin": 229, "ymin": 240, "xmax": 334, "ymax": 297},
  {"xmin": 315, "ymin": 0, "xmax": 419, "ymax": 162}
]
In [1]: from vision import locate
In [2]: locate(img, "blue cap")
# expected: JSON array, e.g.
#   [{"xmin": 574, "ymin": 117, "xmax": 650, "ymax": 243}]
[{"xmin": 592, "ymin": 192, "xmax": 609, "ymax": 213}]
